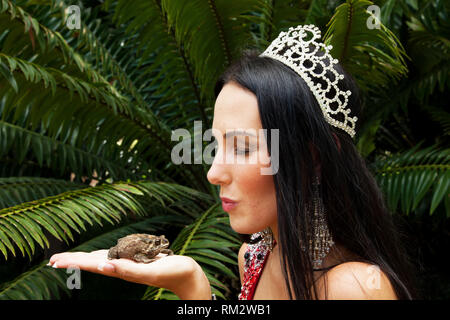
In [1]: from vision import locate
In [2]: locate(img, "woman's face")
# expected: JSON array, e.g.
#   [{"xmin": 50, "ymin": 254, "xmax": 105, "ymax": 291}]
[{"xmin": 207, "ymin": 82, "xmax": 278, "ymax": 235}]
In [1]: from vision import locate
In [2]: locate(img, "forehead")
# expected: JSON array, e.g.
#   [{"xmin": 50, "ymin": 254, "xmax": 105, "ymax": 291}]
[{"xmin": 213, "ymin": 82, "xmax": 262, "ymax": 132}]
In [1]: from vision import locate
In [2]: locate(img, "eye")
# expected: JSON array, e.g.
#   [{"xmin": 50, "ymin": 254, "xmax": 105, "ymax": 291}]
[
  {"xmin": 234, "ymin": 136, "xmax": 251, "ymax": 156},
  {"xmin": 234, "ymin": 148, "xmax": 250, "ymax": 155}
]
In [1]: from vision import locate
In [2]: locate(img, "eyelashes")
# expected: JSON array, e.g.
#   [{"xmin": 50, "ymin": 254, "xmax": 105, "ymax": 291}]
[
  {"xmin": 234, "ymin": 148, "xmax": 250, "ymax": 156},
  {"xmin": 233, "ymin": 136, "xmax": 252, "ymax": 156},
  {"xmin": 211, "ymin": 137, "xmax": 256, "ymax": 157},
  {"xmin": 211, "ymin": 147, "xmax": 251, "ymax": 157}
]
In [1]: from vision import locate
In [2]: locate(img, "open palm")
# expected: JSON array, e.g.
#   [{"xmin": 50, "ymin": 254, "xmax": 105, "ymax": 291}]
[{"xmin": 49, "ymin": 250, "xmax": 199, "ymax": 289}]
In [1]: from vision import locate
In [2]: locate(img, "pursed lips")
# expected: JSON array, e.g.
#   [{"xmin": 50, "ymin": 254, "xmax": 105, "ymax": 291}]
[{"xmin": 220, "ymin": 197, "xmax": 238, "ymax": 211}]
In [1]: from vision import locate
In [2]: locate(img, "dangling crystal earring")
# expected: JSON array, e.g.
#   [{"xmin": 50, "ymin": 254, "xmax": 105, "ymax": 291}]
[
  {"xmin": 309, "ymin": 175, "xmax": 334, "ymax": 269},
  {"xmin": 260, "ymin": 227, "xmax": 275, "ymax": 252}
]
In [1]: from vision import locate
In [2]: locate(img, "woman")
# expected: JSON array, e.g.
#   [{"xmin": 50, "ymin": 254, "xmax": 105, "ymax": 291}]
[{"xmin": 49, "ymin": 25, "xmax": 417, "ymax": 300}]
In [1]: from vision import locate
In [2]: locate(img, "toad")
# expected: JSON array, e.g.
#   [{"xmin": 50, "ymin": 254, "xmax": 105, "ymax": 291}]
[{"xmin": 107, "ymin": 234, "xmax": 173, "ymax": 263}]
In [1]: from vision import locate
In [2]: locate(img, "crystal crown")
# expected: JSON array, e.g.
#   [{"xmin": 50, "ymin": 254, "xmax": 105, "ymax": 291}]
[{"xmin": 260, "ymin": 24, "xmax": 358, "ymax": 137}]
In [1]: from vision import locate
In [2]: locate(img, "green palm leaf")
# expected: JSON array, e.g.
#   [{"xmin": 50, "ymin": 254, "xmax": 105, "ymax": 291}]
[
  {"xmin": 0, "ymin": 261, "xmax": 69, "ymax": 300},
  {"xmin": 0, "ymin": 120, "xmax": 139, "ymax": 181},
  {"xmin": 373, "ymin": 143, "xmax": 450, "ymax": 216},
  {"xmin": 0, "ymin": 181, "xmax": 212, "ymax": 260},
  {"xmin": 0, "ymin": 176, "xmax": 84, "ymax": 209},
  {"xmin": 161, "ymin": 0, "xmax": 268, "ymax": 98},
  {"xmin": 424, "ymin": 106, "xmax": 450, "ymax": 136},
  {"xmin": 0, "ymin": 0, "xmax": 447, "ymax": 301},
  {"xmin": 323, "ymin": 0, "xmax": 409, "ymax": 91}
]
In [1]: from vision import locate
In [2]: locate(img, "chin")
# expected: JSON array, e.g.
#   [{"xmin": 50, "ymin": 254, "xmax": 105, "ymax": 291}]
[{"xmin": 228, "ymin": 216, "xmax": 264, "ymax": 235}]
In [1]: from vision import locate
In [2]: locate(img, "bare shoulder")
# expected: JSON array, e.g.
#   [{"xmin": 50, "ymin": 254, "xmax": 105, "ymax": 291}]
[
  {"xmin": 238, "ymin": 242, "xmax": 248, "ymax": 285},
  {"xmin": 315, "ymin": 261, "xmax": 398, "ymax": 300}
]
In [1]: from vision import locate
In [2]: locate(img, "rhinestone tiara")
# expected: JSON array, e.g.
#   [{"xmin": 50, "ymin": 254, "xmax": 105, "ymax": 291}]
[{"xmin": 260, "ymin": 24, "xmax": 358, "ymax": 138}]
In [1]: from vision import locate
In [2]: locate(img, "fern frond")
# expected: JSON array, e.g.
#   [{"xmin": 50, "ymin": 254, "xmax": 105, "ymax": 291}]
[
  {"xmin": 0, "ymin": 176, "xmax": 84, "ymax": 209},
  {"xmin": 0, "ymin": 181, "xmax": 208, "ymax": 260},
  {"xmin": 0, "ymin": 120, "xmax": 139, "ymax": 181},
  {"xmin": 372, "ymin": 143, "xmax": 450, "ymax": 215},
  {"xmin": 0, "ymin": 261, "xmax": 69, "ymax": 300},
  {"xmin": 423, "ymin": 105, "xmax": 450, "ymax": 136},
  {"xmin": 161, "ymin": 0, "xmax": 267, "ymax": 98},
  {"xmin": 0, "ymin": 53, "xmax": 200, "ymax": 186},
  {"xmin": 324, "ymin": 0, "xmax": 409, "ymax": 91}
]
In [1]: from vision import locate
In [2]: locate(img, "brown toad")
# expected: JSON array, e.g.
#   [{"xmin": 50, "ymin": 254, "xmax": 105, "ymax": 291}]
[{"xmin": 107, "ymin": 234, "xmax": 173, "ymax": 263}]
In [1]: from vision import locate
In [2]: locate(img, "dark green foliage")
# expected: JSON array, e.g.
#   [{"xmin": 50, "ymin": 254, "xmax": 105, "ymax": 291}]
[{"xmin": 0, "ymin": 0, "xmax": 448, "ymax": 299}]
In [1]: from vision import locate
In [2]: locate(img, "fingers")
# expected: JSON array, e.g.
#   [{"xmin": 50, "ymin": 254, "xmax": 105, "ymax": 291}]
[
  {"xmin": 48, "ymin": 250, "xmax": 154, "ymax": 285},
  {"xmin": 48, "ymin": 250, "xmax": 110, "ymax": 273},
  {"xmin": 48, "ymin": 251, "xmax": 88, "ymax": 268}
]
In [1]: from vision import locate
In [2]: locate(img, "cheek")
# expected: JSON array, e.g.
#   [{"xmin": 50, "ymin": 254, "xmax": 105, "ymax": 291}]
[{"xmin": 229, "ymin": 158, "xmax": 277, "ymax": 234}]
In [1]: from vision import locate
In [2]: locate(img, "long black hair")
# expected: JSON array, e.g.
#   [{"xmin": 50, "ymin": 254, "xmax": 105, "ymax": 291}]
[{"xmin": 214, "ymin": 50, "xmax": 418, "ymax": 300}]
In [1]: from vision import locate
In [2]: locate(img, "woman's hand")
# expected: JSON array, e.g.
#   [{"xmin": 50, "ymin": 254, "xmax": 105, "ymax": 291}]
[{"xmin": 49, "ymin": 250, "xmax": 211, "ymax": 299}]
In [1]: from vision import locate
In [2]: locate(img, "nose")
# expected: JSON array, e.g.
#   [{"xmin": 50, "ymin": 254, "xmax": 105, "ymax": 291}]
[{"xmin": 207, "ymin": 147, "xmax": 232, "ymax": 186}]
